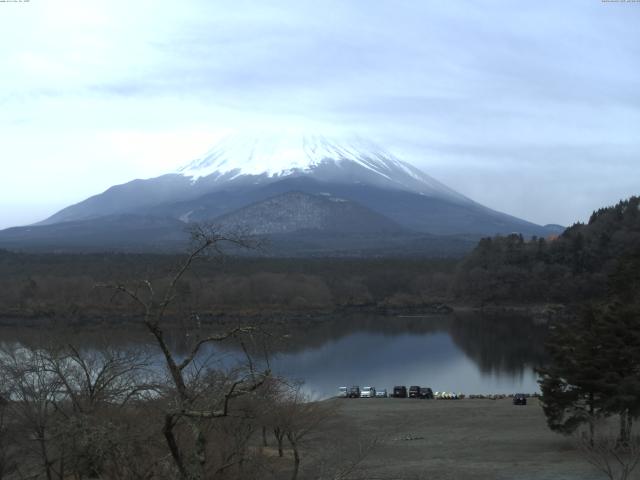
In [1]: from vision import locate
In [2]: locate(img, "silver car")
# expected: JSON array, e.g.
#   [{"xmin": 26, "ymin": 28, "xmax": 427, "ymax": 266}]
[
  {"xmin": 338, "ymin": 386, "xmax": 348, "ymax": 398},
  {"xmin": 375, "ymin": 388, "xmax": 388, "ymax": 398}
]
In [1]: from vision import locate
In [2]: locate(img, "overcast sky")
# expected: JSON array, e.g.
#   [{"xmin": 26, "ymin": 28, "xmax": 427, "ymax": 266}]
[{"xmin": 1, "ymin": 0, "xmax": 638, "ymax": 229}]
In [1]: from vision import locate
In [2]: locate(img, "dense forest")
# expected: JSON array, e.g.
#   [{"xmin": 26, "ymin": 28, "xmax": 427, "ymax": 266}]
[
  {"xmin": 454, "ymin": 196, "xmax": 640, "ymax": 305},
  {"xmin": 0, "ymin": 252, "xmax": 457, "ymax": 319},
  {"xmin": 0, "ymin": 196, "xmax": 637, "ymax": 320}
]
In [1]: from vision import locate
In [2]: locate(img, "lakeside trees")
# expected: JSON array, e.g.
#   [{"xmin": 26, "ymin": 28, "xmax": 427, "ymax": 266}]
[
  {"xmin": 2, "ymin": 196, "xmax": 637, "ymax": 319},
  {"xmin": 537, "ymin": 240, "xmax": 640, "ymax": 480},
  {"xmin": 538, "ymin": 306, "xmax": 611, "ymax": 441},
  {"xmin": 0, "ymin": 344, "xmax": 161, "ymax": 479},
  {"xmin": 454, "ymin": 196, "xmax": 640, "ymax": 304},
  {"xmin": 0, "ymin": 226, "xmax": 341, "ymax": 479},
  {"xmin": 101, "ymin": 225, "xmax": 271, "ymax": 480},
  {"xmin": 0, "ymin": 251, "xmax": 457, "ymax": 319},
  {"xmin": 538, "ymin": 246, "xmax": 640, "ymax": 445}
]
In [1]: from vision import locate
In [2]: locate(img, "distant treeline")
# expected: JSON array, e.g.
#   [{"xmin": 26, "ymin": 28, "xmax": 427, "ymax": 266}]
[
  {"xmin": 1, "ymin": 196, "xmax": 638, "ymax": 319},
  {"xmin": 0, "ymin": 252, "xmax": 457, "ymax": 318},
  {"xmin": 454, "ymin": 196, "xmax": 640, "ymax": 304}
]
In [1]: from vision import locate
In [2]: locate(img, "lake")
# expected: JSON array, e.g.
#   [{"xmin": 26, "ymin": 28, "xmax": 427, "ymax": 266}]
[
  {"xmin": 254, "ymin": 313, "xmax": 547, "ymax": 398},
  {"xmin": 0, "ymin": 312, "xmax": 548, "ymax": 399}
]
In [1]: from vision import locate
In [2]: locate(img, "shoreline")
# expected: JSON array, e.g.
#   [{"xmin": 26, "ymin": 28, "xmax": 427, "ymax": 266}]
[{"xmin": 0, "ymin": 301, "xmax": 573, "ymax": 327}]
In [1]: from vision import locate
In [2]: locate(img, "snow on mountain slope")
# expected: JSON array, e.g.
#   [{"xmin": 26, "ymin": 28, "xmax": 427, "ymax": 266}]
[
  {"xmin": 29, "ymin": 131, "xmax": 554, "ymax": 240},
  {"xmin": 176, "ymin": 133, "xmax": 470, "ymax": 204}
]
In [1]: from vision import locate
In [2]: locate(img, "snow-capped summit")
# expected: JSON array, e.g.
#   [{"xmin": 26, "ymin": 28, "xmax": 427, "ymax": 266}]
[
  {"xmin": 26, "ymin": 130, "xmax": 556, "ymax": 250},
  {"xmin": 176, "ymin": 133, "xmax": 469, "ymax": 204}
]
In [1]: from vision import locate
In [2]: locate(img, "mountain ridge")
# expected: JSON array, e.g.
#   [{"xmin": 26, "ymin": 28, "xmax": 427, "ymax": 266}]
[
  {"xmin": 176, "ymin": 134, "xmax": 471, "ymax": 203},
  {"xmin": 2, "ymin": 133, "xmax": 561, "ymax": 255}
]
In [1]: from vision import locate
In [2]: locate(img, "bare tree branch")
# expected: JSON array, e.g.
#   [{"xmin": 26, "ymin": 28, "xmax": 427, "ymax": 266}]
[{"xmin": 177, "ymin": 326, "xmax": 255, "ymax": 372}]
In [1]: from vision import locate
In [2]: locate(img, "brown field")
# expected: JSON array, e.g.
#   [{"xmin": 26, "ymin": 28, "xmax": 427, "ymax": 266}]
[{"xmin": 308, "ymin": 397, "xmax": 604, "ymax": 480}]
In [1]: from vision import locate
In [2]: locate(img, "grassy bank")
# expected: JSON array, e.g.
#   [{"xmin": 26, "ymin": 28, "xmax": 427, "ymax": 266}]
[{"xmin": 308, "ymin": 398, "xmax": 603, "ymax": 480}]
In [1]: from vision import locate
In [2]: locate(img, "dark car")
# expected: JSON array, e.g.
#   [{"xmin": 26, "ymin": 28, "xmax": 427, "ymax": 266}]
[
  {"xmin": 513, "ymin": 393, "xmax": 527, "ymax": 405},
  {"xmin": 392, "ymin": 386, "xmax": 407, "ymax": 398},
  {"xmin": 348, "ymin": 386, "xmax": 361, "ymax": 398},
  {"xmin": 419, "ymin": 387, "xmax": 434, "ymax": 399},
  {"xmin": 409, "ymin": 385, "xmax": 421, "ymax": 398}
]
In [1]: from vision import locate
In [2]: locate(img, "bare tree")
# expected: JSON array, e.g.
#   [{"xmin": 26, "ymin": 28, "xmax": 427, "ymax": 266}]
[
  {"xmin": 0, "ymin": 384, "xmax": 17, "ymax": 480},
  {"xmin": 0, "ymin": 341, "xmax": 159, "ymax": 480},
  {"xmin": 102, "ymin": 225, "xmax": 271, "ymax": 480},
  {"xmin": 273, "ymin": 424, "xmax": 287, "ymax": 459},
  {"xmin": 48, "ymin": 344, "xmax": 155, "ymax": 411},
  {"xmin": 576, "ymin": 430, "xmax": 640, "ymax": 480},
  {"xmin": 0, "ymin": 346, "xmax": 66, "ymax": 480},
  {"xmin": 48, "ymin": 344, "xmax": 156, "ymax": 479},
  {"xmin": 270, "ymin": 384, "xmax": 334, "ymax": 480}
]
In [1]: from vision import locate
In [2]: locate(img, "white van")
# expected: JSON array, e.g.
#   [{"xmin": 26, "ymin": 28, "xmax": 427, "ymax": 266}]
[{"xmin": 360, "ymin": 386, "xmax": 376, "ymax": 398}]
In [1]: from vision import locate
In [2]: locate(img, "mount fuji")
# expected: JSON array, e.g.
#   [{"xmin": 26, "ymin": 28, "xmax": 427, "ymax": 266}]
[{"xmin": 0, "ymin": 133, "xmax": 560, "ymax": 255}]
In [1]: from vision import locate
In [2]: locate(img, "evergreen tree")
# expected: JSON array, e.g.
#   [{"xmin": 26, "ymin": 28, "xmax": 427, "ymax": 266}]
[
  {"xmin": 538, "ymin": 307, "xmax": 607, "ymax": 441},
  {"xmin": 596, "ymin": 305, "xmax": 640, "ymax": 443},
  {"xmin": 595, "ymin": 251, "xmax": 640, "ymax": 444},
  {"xmin": 539, "ymin": 247, "xmax": 640, "ymax": 443}
]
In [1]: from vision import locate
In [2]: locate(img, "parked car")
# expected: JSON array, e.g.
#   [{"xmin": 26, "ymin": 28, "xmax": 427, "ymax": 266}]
[
  {"xmin": 338, "ymin": 387, "xmax": 348, "ymax": 398},
  {"xmin": 392, "ymin": 386, "xmax": 407, "ymax": 398},
  {"xmin": 409, "ymin": 385, "xmax": 421, "ymax": 398},
  {"xmin": 348, "ymin": 386, "xmax": 360, "ymax": 398},
  {"xmin": 419, "ymin": 387, "xmax": 434, "ymax": 399},
  {"xmin": 513, "ymin": 393, "xmax": 527, "ymax": 405},
  {"xmin": 360, "ymin": 386, "xmax": 376, "ymax": 398},
  {"xmin": 375, "ymin": 388, "xmax": 388, "ymax": 398}
]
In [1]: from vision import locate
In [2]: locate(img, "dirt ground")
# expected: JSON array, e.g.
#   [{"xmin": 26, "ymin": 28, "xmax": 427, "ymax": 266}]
[{"xmin": 311, "ymin": 397, "xmax": 606, "ymax": 480}]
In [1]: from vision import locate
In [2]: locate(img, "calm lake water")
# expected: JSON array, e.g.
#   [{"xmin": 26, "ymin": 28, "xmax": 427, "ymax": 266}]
[
  {"xmin": 1, "ymin": 312, "xmax": 547, "ymax": 399},
  {"xmin": 177, "ymin": 312, "xmax": 548, "ymax": 399},
  {"xmin": 269, "ymin": 331, "xmax": 538, "ymax": 399}
]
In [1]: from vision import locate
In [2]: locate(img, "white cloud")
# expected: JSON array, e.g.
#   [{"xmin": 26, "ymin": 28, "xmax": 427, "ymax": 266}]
[{"xmin": 0, "ymin": 0, "xmax": 638, "ymax": 229}]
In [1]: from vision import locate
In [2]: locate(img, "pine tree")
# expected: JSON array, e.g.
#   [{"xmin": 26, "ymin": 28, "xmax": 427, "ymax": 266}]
[
  {"xmin": 538, "ymin": 307, "xmax": 607, "ymax": 442},
  {"xmin": 593, "ymin": 302, "xmax": 640, "ymax": 443},
  {"xmin": 539, "ymin": 248, "xmax": 640, "ymax": 443}
]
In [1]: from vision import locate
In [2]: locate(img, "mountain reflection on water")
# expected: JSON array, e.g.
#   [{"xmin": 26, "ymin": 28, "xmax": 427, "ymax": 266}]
[
  {"xmin": 261, "ymin": 313, "xmax": 547, "ymax": 398},
  {"xmin": 0, "ymin": 312, "xmax": 547, "ymax": 399}
]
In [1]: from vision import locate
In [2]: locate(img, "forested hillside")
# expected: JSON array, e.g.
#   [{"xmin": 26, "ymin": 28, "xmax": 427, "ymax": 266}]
[
  {"xmin": 0, "ymin": 197, "xmax": 637, "ymax": 319},
  {"xmin": 454, "ymin": 196, "xmax": 640, "ymax": 304}
]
